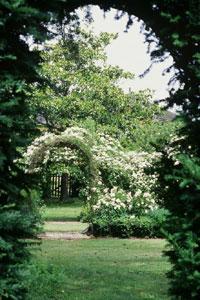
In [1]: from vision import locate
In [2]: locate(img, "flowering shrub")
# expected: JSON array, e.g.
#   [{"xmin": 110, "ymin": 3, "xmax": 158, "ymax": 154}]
[
  {"xmin": 92, "ymin": 187, "xmax": 132, "ymax": 214},
  {"xmin": 24, "ymin": 126, "xmax": 163, "ymax": 236},
  {"xmin": 90, "ymin": 133, "xmax": 161, "ymax": 217}
]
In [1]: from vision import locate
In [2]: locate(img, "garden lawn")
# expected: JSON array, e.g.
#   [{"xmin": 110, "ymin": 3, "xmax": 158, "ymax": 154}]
[
  {"xmin": 42, "ymin": 199, "xmax": 83, "ymax": 221},
  {"xmin": 43, "ymin": 221, "xmax": 88, "ymax": 232},
  {"xmin": 26, "ymin": 238, "xmax": 170, "ymax": 300}
]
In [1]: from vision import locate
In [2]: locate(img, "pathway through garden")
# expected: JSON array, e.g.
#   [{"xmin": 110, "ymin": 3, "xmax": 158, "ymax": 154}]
[{"xmin": 40, "ymin": 221, "xmax": 91, "ymax": 240}]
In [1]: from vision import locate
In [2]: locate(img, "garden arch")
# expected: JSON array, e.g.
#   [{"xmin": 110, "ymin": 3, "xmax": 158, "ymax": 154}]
[{"xmin": 26, "ymin": 128, "xmax": 98, "ymax": 201}]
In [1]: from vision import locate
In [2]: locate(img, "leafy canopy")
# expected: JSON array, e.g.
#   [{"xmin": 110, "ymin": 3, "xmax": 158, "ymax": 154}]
[{"xmin": 30, "ymin": 29, "xmax": 160, "ymax": 145}]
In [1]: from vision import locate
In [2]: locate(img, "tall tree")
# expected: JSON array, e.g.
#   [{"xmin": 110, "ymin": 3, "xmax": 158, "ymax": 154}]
[{"xmin": 31, "ymin": 29, "xmax": 160, "ymax": 147}]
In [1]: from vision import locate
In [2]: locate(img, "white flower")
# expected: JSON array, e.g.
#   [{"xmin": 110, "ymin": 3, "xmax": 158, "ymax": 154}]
[
  {"xmin": 130, "ymin": 215, "xmax": 135, "ymax": 219},
  {"xmin": 143, "ymin": 192, "xmax": 151, "ymax": 198},
  {"xmin": 134, "ymin": 190, "xmax": 142, "ymax": 197},
  {"xmin": 121, "ymin": 203, "xmax": 126, "ymax": 208}
]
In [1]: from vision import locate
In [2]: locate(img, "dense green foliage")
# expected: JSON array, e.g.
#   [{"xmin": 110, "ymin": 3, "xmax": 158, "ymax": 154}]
[
  {"xmin": 131, "ymin": 119, "xmax": 183, "ymax": 152},
  {"xmin": 25, "ymin": 239, "xmax": 170, "ymax": 300},
  {"xmin": 0, "ymin": 1, "xmax": 54, "ymax": 298},
  {"xmin": 30, "ymin": 29, "xmax": 162, "ymax": 149},
  {"xmin": 155, "ymin": 143, "xmax": 200, "ymax": 298},
  {"xmin": 88, "ymin": 208, "xmax": 168, "ymax": 238},
  {"xmin": 0, "ymin": 1, "xmax": 78, "ymax": 298},
  {"xmin": 0, "ymin": 0, "xmax": 199, "ymax": 299}
]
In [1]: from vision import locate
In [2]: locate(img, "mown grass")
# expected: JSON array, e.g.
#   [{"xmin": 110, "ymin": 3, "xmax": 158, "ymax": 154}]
[
  {"xmin": 26, "ymin": 239, "xmax": 170, "ymax": 300},
  {"xmin": 42, "ymin": 198, "xmax": 83, "ymax": 221},
  {"xmin": 43, "ymin": 221, "xmax": 88, "ymax": 232}
]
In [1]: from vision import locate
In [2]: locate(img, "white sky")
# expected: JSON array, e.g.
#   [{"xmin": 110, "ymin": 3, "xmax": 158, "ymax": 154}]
[{"xmin": 77, "ymin": 5, "xmax": 179, "ymax": 101}]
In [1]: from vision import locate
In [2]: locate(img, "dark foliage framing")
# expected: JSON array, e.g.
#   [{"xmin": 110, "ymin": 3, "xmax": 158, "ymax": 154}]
[{"xmin": 0, "ymin": 1, "xmax": 199, "ymax": 299}]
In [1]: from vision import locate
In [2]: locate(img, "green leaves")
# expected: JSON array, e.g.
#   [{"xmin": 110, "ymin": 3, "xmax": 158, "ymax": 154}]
[
  {"xmin": 30, "ymin": 29, "xmax": 159, "ymax": 148},
  {"xmin": 172, "ymin": 33, "xmax": 188, "ymax": 48},
  {"xmin": 0, "ymin": 114, "xmax": 13, "ymax": 127},
  {"xmin": 0, "ymin": 0, "xmax": 56, "ymax": 297}
]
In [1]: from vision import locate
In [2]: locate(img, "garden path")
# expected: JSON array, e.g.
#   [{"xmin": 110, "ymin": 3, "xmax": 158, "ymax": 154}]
[{"xmin": 39, "ymin": 221, "xmax": 91, "ymax": 240}]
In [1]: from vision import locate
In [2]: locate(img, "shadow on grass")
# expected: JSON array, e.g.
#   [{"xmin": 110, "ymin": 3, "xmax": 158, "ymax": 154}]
[{"xmin": 42, "ymin": 198, "xmax": 84, "ymax": 222}]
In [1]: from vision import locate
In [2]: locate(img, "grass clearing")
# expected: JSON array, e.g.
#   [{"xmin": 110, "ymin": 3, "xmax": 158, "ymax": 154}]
[
  {"xmin": 42, "ymin": 199, "xmax": 83, "ymax": 221},
  {"xmin": 26, "ymin": 239, "xmax": 170, "ymax": 300},
  {"xmin": 43, "ymin": 221, "xmax": 88, "ymax": 232}
]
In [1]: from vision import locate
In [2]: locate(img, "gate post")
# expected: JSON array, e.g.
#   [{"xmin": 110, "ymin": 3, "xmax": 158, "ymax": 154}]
[{"xmin": 60, "ymin": 173, "xmax": 68, "ymax": 202}]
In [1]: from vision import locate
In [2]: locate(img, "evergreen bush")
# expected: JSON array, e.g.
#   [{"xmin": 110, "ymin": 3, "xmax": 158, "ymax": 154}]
[{"xmin": 158, "ymin": 153, "xmax": 200, "ymax": 298}]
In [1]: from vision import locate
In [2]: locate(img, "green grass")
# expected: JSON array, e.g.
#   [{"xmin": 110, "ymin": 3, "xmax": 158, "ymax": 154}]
[
  {"xmin": 26, "ymin": 239, "xmax": 170, "ymax": 300},
  {"xmin": 42, "ymin": 199, "xmax": 83, "ymax": 221},
  {"xmin": 43, "ymin": 221, "xmax": 88, "ymax": 232}
]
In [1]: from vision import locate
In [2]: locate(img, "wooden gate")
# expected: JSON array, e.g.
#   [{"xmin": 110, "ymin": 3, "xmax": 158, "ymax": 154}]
[{"xmin": 50, "ymin": 173, "xmax": 72, "ymax": 201}]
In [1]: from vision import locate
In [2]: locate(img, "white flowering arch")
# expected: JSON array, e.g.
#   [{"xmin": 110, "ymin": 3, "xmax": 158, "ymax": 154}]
[
  {"xmin": 25, "ymin": 127, "xmax": 161, "ymax": 214},
  {"xmin": 24, "ymin": 127, "xmax": 99, "ymax": 199}
]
